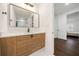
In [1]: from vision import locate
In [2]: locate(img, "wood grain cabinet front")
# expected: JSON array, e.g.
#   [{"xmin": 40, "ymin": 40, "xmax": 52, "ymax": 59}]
[
  {"xmin": 31, "ymin": 33, "xmax": 45, "ymax": 52},
  {"xmin": 16, "ymin": 35, "xmax": 33, "ymax": 56},
  {"xmin": 0, "ymin": 33, "xmax": 45, "ymax": 56},
  {"xmin": 1, "ymin": 37, "xmax": 16, "ymax": 56},
  {"xmin": 0, "ymin": 39, "xmax": 1, "ymax": 56}
]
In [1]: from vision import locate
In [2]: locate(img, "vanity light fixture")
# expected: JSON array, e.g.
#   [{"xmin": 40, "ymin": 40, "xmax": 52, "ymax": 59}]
[
  {"xmin": 25, "ymin": 3, "xmax": 34, "ymax": 7},
  {"xmin": 65, "ymin": 3, "xmax": 69, "ymax": 5}
]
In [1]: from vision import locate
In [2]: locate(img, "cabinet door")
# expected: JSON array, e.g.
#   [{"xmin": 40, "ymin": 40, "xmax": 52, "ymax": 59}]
[
  {"xmin": 16, "ymin": 35, "xmax": 33, "ymax": 56},
  {"xmin": 1, "ymin": 37, "xmax": 16, "ymax": 56},
  {"xmin": 31, "ymin": 33, "xmax": 45, "ymax": 52},
  {"xmin": 37, "ymin": 33, "xmax": 45, "ymax": 48},
  {"xmin": 0, "ymin": 40, "xmax": 1, "ymax": 56}
]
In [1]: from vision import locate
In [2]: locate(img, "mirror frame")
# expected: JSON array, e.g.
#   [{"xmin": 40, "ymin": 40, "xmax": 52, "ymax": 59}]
[{"xmin": 8, "ymin": 3, "xmax": 40, "ymax": 28}]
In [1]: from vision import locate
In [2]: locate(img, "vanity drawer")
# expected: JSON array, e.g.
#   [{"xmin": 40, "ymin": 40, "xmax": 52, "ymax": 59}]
[
  {"xmin": 1, "ymin": 37, "xmax": 16, "ymax": 56},
  {"xmin": 16, "ymin": 40, "xmax": 33, "ymax": 48},
  {"xmin": 0, "ymin": 39, "xmax": 1, "ymax": 56},
  {"xmin": 33, "ymin": 33, "xmax": 45, "ymax": 39},
  {"xmin": 16, "ymin": 41, "xmax": 35, "ymax": 56},
  {"xmin": 32, "ymin": 33, "xmax": 45, "ymax": 45},
  {"xmin": 16, "ymin": 35, "xmax": 32, "ymax": 48},
  {"xmin": 16, "ymin": 46, "xmax": 32, "ymax": 56},
  {"xmin": 16, "ymin": 35, "xmax": 30, "ymax": 41}
]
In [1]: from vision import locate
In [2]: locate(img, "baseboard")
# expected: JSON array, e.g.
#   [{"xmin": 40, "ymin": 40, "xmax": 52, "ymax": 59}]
[
  {"xmin": 54, "ymin": 37, "xmax": 67, "ymax": 40},
  {"xmin": 67, "ymin": 35, "xmax": 79, "ymax": 38}
]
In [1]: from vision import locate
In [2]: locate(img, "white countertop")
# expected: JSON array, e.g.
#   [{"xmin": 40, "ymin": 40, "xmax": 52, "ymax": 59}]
[{"xmin": 0, "ymin": 31, "xmax": 45, "ymax": 38}]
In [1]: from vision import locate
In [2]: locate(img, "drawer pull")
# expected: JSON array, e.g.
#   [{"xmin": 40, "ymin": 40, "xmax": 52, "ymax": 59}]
[{"xmin": 30, "ymin": 35, "xmax": 33, "ymax": 38}]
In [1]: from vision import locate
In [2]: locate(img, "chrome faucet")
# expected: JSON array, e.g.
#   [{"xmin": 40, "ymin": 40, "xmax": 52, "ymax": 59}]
[{"xmin": 27, "ymin": 28, "xmax": 30, "ymax": 32}]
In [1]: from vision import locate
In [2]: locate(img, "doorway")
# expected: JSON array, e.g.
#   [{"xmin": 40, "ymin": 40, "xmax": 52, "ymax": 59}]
[{"xmin": 54, "ymin": 3, "xmax": 79, "ymax": 56}]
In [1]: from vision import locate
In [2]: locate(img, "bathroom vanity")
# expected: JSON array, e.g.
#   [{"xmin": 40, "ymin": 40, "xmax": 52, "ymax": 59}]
[
  {"xmin": 0, "ymin": 4, "xmax": 44, "ymax": 56},
  {"xmin": 0, "ymin": 33, "xmax": 45, "ymax": 56},
  {"xmin": 0, "ymin": 40, "xmax": 1, "ymax": 56}
]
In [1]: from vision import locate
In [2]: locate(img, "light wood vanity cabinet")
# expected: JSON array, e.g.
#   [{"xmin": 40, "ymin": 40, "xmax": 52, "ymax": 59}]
[
  {"xmin": 0, "ymin": 33, "xmax": 45, "ymax": 56},
  {"xmin": 0, "ymin": 39, "xmax": 1, "ymax": 55},
  {"xmin": 1, "ymin": 37, "xmax": 16, "ymax": 56}
]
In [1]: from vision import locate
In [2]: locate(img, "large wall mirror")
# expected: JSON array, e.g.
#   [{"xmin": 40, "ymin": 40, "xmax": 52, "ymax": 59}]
[{"xmin": 8, "ymin": 4, "xmax": 39, "ymax": 28}]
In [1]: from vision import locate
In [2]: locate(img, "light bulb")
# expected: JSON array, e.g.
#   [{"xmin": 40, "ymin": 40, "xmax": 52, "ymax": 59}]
[{"xmin": 65, "ymin": 3, "xmax": 69, "ymax": 5}]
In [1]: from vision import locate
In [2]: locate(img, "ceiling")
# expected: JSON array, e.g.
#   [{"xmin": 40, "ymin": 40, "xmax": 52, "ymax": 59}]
[
  {"xmin": 68, "ymin": 11, "xmax": 79, "ymax": 18},
  {"xmin": 54, "ymin": 3, "xmax": 79, "ymax": 15},
  {"xmin": 67, "ymin": 11, "xmax": 79, "ymax": 22}
]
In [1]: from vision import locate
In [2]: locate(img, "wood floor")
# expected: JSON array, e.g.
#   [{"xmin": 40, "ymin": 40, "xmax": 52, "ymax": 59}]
[{"xmin": 54, "ymin": 36, "xmax": 79, "ymax": 56}]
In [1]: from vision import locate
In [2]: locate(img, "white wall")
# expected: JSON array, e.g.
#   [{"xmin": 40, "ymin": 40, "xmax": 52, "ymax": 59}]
[
  {"xmin": 67, "ymin": 12, "xmax": 79, "ymax": 33},
  {"xmin": 30, "ymin": 3, "xmax": 54, "ymax": 56},
  {"xmin": 55, "ymin": 14, "xmax": 67, "ymax": 40},
  {"xmin": 58, "ymin": 14, "xmax": 67, "ymax": 40},
  {"xmin": 54, "ymin": 16, "xmax": 58, "ymax": 38},
  {"xmin": 1, "ymin": 4, "xmax": 8, "ymax": 35},
  {"xmin": 0, "ymin": 4, "xmax": 3, "ymax": 35}
]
